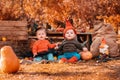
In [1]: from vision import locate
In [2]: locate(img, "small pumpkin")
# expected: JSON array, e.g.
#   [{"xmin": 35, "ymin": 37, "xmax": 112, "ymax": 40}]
[
  {"xmin": 81, "ymin": 51, "xmax": 93, "ymax": 60},
  {"xmin": 2, "ymin": 37, "xmax": 7, "ymax": 41},
  {"xmin": 0, "ymin": 46, "xmax": 20, "ymax": 73}
]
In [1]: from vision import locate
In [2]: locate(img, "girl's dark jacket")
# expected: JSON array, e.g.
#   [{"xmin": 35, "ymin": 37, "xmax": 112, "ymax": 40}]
[{"xmin": 57, "ymin": 38, "xmax": 86, "ymax": 54}]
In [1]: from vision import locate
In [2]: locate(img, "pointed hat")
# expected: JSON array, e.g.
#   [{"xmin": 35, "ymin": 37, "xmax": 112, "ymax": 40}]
[
  {"xmin": 102, "ymin": 38, "xmax": 106, "ymax": 44},
  {"xmin": 63, "ymin": 20, "xmax": 76, "ymax": 36}
]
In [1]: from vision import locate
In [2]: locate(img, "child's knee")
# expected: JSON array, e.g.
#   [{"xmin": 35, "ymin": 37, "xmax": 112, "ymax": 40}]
[
  {"xmin": 47, "ymin": 53, "xmax": 54, "ymax": 61},
  {"xmin": 58, "ymin": 55, "xmax": 64, "ymax": 60},
  {"xmin": 74, "ymin": 53, "xmax": 81, "ymax": 60},
  {"xmin": 48, "ymin": 57, "xmax": 54, "ymax": 61}
]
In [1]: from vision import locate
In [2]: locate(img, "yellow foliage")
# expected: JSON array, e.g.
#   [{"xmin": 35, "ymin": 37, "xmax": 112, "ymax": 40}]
[
  {"xmin": 103, "ymin": 15, "xmax": 120, "ymax": 32},
  {"xmin": 0, "ymin": 0, "xmax": 120, "ymax": 30}
]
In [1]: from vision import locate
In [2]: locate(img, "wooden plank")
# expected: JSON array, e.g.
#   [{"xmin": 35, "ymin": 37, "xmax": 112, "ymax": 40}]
[
  {"xmin": 0, "ymin": 31, "xmax": 28, "ymax": 36},
  {"xmin": 116, "ymin": 34, "xmax": 120, "ymax": 44},
  {"xmin": 0, "ymin": 35, "xmax": 28, "ymax": 41},
  {"xmin": 0, "ymin": 21, "xmax": 28, "ymax": 40},
  {"xmin": 0, "ymin": 21, "xmax": 27, "ymax": 27},
  {"xmin": 50, "ymin": 37, "xmax": 64, "ymax": 39},
  {"xmin": 0, "ymin": 26, "xmax": 27, "ymax": 31},
  {"xmin": 117, "ymin": 35, "xmax": 120, "ymax": 38},
  {"xmin": 118, "ymin": 27, "xmax": 120, "ymax": 35},
  {"xmin": 7, "ymin": 36, "xmax": 28, "ymax": 40},
  {"xmin": 47, "ymin": 31, "xmax": 93, "ymax": 35},
  {"xmin": 47, "ymin": 31, "xmax": 63, "ymax": 34},
  {"xmin": 28, "ymin": 36, "xmax": 37, "ymax": 39},
  {"xmin": 28, "ymin": 36, "xmax": 64, "ymax": 40}
]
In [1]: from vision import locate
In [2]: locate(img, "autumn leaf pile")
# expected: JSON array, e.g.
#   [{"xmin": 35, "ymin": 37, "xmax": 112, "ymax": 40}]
[{"xmin": 0, "ymin": 59, "xmax": 120, "ymax": 80}]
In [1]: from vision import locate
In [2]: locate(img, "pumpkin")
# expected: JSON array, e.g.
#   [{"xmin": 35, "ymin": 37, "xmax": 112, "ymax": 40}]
[
  {"xmin": 0, "ymin": 46, "xmax": 20, "ymax": 73},
  {"xmin": 2, "ymin": 37, "xmax": 7, "ymax": 41},
  {"xmin": 81, "ymin": 51, "xmax": 93, "ymax": 60}
]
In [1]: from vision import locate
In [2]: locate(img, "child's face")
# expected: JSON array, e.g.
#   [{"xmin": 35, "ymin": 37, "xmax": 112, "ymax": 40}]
[
  {"xmin": 36, "ymin": 29, "xmax": 46, "ymax": 40},
  {"xmin": 65, "ymin": 29, "xmax": 76, "ymax": 40}
]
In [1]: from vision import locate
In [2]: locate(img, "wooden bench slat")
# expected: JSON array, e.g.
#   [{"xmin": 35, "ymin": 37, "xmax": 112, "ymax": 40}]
[
  {"xmin": 0, "ymin": 31, "xmax": 28, "ymax": 36},
  {"xmin": 28, "ymin": 36, "xmax": 64, "ymax": 40},
  {"xmin": 0, "ymin": 21, "xmax": 28, "ymax": 40},
  {"xmin": 7, "ymin": 36, "xmax": 28, "ymax": 40},
  {"xmin": 0, "ymin": 21, "xmax": 27, "ymax": 27},
  {"xmin": 0, "ymin": 26, "xmax": 27, "ymax": 31},
  {"xmin": 117, "ymin": 35, "xmax": 120, "ymax": 38},
  {"xmin": 0, "ymin": 35, "xmax": 28, "ymax": 41}
]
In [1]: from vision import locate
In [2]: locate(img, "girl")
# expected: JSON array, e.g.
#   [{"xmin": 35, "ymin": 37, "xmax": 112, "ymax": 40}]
[{"xmin": 57, "ymin": 20, "xmax": 88, "ymax": 63}]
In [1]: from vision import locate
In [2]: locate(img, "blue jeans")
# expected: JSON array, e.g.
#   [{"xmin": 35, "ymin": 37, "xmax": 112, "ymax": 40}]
[
  {"xmin": 58, "ymin": 52, "xmax": 81, "ymax": 60},
  {"xmin": 33, "ymin": 53, "xmax": 54, "ymax": 62}
]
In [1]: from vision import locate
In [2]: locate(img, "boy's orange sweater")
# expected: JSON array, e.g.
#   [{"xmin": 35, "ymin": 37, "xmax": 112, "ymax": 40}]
[{"xmin": 32, "ymin": 40, "xmax": 56, "ymax": 54}]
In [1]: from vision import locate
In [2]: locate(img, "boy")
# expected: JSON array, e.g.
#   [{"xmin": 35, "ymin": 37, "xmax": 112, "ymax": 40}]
[{"xmin": 32, "ymin": 27, "xmax": 57, "ymax": 62}]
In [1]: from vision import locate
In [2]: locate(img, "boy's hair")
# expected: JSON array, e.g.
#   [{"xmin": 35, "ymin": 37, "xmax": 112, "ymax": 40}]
[{"xmin": 35, "ymin": 27, "xmax": 47, "ymax": 33}]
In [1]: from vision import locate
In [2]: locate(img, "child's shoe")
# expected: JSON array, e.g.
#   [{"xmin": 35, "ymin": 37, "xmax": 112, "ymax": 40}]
[
  {"xmin": 68, "ymin": 56, "xmax": 78, "ymax": 63},
  {"xmin": 39, "ymin": 59, "xmax": 48, "ymax": 64},
  {"xmin": 33, "ymin": 57, "xmax": 42, "ymax": 62},
  {"xmin": 59, "ymin": 58, "xmax": 67, "ymax": 63}
]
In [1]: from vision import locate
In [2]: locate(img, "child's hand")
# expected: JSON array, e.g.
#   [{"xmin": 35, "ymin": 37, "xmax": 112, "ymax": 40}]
[
  {"xmin": 55, "ymin": 42, "xmax": 61, "ymax": 46},
  {"xmin": 83, "ymin": 47, "xmax": 88, "ymax": 52},
  {"xmin": 54, "ymin": 42, "xmax": 61, "ymax": 50},
  {"xmin": 33, "ymin": 53, "xmax": 37, "ymax": 57},
  {"xmin": 54, "ymin": 46, "xmax": 59, "ymax": 50}
]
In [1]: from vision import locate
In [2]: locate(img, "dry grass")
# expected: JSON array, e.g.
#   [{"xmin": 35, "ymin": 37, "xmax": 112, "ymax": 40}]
[{"xmin": 0, "ymin": 59, "xmax": 120, "ymax": 80}]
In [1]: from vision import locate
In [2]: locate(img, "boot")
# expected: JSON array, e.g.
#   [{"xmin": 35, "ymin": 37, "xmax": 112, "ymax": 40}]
[
  {"xmin": 59, "ymin": 58, "xmax": 67, "ymax": 63},
  {"xmin": 68, "ymin": 56, "xmax": 78, "ymax": 63}
]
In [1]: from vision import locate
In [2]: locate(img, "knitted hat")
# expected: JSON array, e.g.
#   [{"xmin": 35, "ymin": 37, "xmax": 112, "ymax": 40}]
[
  {"xmin": 101, "ymin": 38, "xmax": 106, "ymax": 44},
  {"xmin": 63, "ymin": 20, "xmax": 76, "ymax": 37}
]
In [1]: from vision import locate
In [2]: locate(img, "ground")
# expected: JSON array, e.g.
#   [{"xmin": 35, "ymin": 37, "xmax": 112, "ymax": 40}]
[{"xmin": 0, "ymin": 59, "xmax": 120, "ymax": 80}]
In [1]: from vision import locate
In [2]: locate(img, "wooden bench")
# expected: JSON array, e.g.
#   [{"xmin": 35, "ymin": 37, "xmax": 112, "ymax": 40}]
[
  {"xmin": 0, "ymin": 21, "xmax": 28, "ymax": 56},
  {"xmin": 116, "ymin": 34, "xmax": 120, "ymax": 44},
  {"xmin": 29, "ymin": 31, "xmax": 93, "ymax": 50},
  {"xmin": 0, "ymin": 21, "xmax": 28, "ymax": 41}
]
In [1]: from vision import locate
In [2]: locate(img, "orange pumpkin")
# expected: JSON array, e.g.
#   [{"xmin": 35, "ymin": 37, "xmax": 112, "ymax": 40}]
[
  {"xmin": 2, "ymin": 37, "xmax": 7, "ymax": 41},
  {"xmin": 0, "ymin": 46, "xmax": 20, "ymax": 73},
  {"xmin": 81, "ymin": 51, "xmax": 93, "ymax": 60}
]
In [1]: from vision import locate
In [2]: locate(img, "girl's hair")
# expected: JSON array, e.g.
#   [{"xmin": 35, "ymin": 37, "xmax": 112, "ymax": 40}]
[{"xmin": 35, "ymin": 27, "xmax": 47, "ymax": 33}]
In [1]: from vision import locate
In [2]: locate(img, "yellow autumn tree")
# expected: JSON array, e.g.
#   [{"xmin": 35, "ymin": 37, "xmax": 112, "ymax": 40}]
[{"xmin": 0, "ymin": 0, "xmax": 120, "ymax": 33}]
